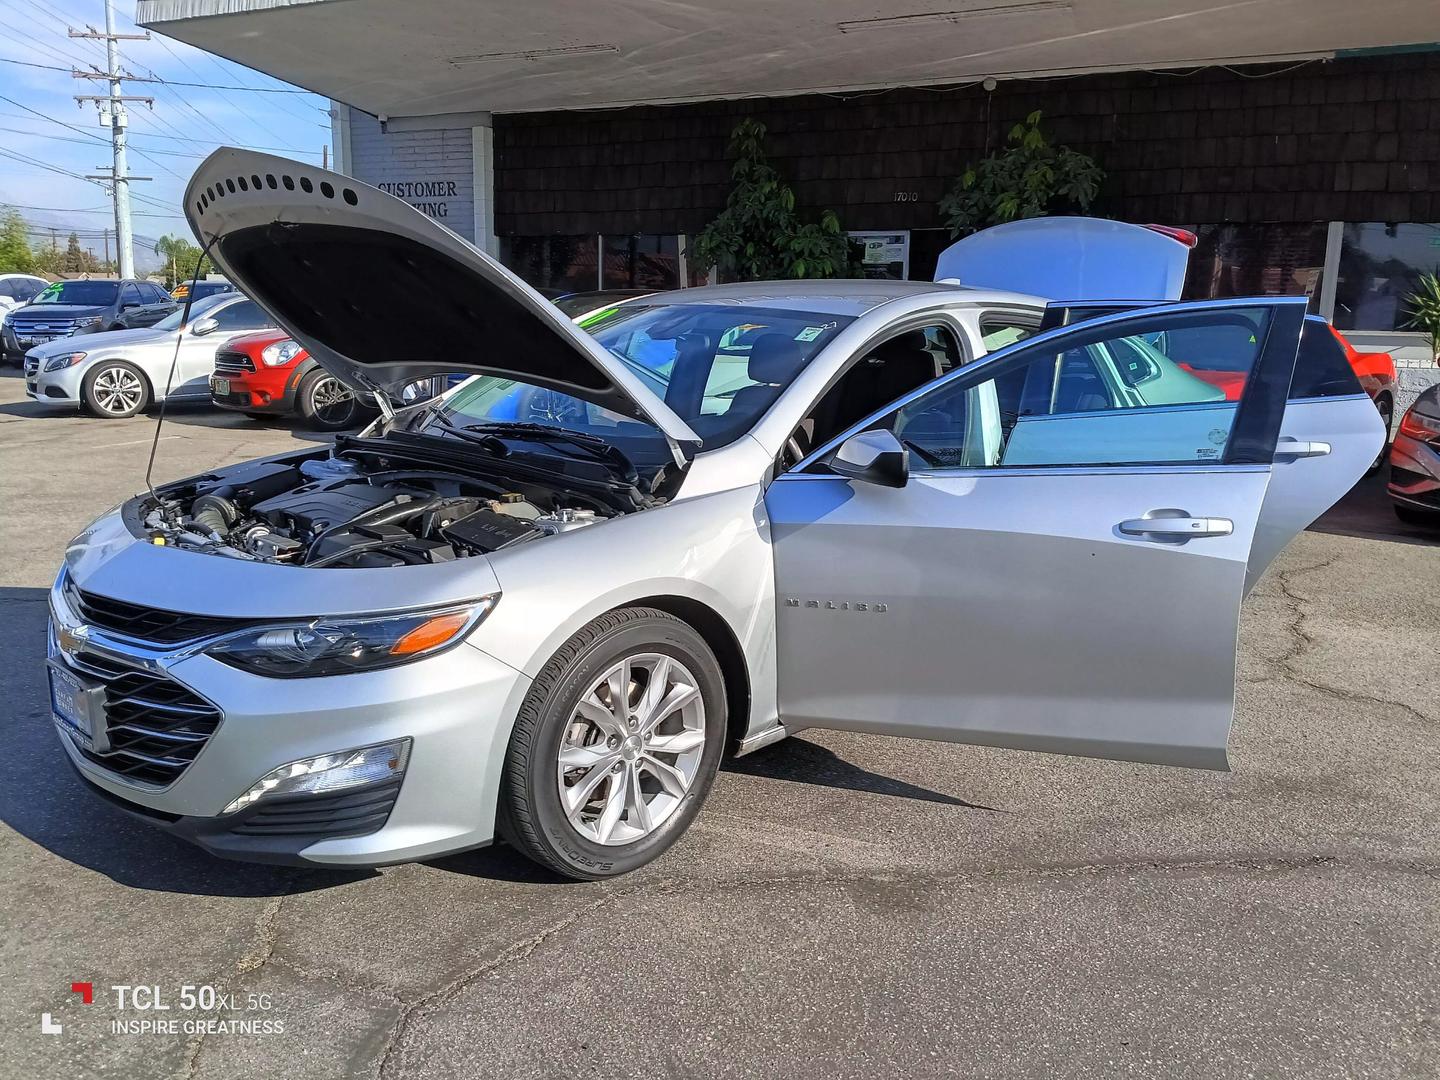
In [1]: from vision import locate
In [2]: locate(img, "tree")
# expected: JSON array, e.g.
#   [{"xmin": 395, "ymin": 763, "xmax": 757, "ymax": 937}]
[
  {"xmin": 63, "ymin": 232, "xmax": 86, "ymax": 274},
  {"xmin": 154, "ymin": 234, "xmax": 212, "ymax": 289},
  {"xmin": 688, "ymin": 119, "xmax": 853, "ymax": 281},
  {"xmin": 0, "ymin": 210, "xmax": 36, "ymax": 274},
  {"xmin": 938, "ymin": 110, "xmax": 1105, "ymax": 238}
]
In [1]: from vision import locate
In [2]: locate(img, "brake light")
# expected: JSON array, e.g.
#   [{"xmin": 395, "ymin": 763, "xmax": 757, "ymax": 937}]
[{"xmin": 1142, "ymin": 225, "xmax": 1198, "ymax": 248}]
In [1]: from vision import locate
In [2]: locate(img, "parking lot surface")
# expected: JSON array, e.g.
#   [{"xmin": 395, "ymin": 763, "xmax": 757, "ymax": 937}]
[{"xmin": 1, "ymin": 368, "xmax": 1436, "ymax": 1079}]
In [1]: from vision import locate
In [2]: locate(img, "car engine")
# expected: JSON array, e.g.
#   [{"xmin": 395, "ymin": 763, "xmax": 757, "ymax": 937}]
[{"xmin": 141, "ymin": 454, "xmax": 604, "ymax": 567}]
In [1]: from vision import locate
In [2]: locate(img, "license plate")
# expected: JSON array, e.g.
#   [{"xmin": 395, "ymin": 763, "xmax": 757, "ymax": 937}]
[
  {"xmin": 210, "ymin": 376, "xmax": 229, "ymax": 396},
  {"xmin": 49, "ymin": 664, "xmax": 95, "ymax": 744},
  {"xmin": 20, "ymin": 335, "xmax": 54, "ymax": 347}
]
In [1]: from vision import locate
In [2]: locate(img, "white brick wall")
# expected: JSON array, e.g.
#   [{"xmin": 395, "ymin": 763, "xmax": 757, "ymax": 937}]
[{"xmin": 345, "ymin": 107, "xmax": 476, "ymax": 243}]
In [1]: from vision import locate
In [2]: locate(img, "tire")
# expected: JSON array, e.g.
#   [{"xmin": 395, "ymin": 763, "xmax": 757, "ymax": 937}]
[
  {"xmin": 297, "ymin": 369, "xmax": 363, "ymax": 430},
  {"xmin": 1394, "ymin": 504, "xmax": 1440, "ymax": 528},
  {"xmin": 498, "ymin": 607, "xmax": 727, "ymax": 880},
  {"xmin": 82, "ymin": 360, "xmax": 150, "ymax": 418},
  {"xmin": 1369, "ymin": 394, "xmax": 1393, "ymax": 473}
]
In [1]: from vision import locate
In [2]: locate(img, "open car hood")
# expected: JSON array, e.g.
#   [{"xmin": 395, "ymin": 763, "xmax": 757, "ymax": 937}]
[
  {"xmin": 934, "ymin": 217, "xmax": 1190, "ymax": 302},
  {"xmin": 183, "ymin": 149, "xmax": 700, "ymax": 454}
]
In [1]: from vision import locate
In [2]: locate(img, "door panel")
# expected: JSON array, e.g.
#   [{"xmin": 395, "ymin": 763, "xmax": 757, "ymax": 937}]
[
  {"xmin": 768, "ymin": 468, "xmax": 1269, "ymax": 769},
  {"xmin": 769, "ymin": 298, "xmax": 1311, "ymax": 770}
]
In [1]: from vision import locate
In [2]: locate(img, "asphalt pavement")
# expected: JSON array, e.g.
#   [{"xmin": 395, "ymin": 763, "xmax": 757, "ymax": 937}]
[{"xmin": 1, "ymin": 367, "xmax": 1436, "ymax": 1079}]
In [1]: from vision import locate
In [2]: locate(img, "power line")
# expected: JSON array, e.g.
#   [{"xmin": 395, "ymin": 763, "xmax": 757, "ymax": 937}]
[{"xmin": 0, "ymin": 55, "xmax": 318, "ymax": 94}]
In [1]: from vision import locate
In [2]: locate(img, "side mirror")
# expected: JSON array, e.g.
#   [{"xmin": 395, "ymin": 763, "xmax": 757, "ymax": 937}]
[
  {"xmin": 827, "ymin": 428, "xmax": 908, "ymax": 488},
  {"xmin": 190, "ymin": 316, "xmax": 220, "ymax": 337}
]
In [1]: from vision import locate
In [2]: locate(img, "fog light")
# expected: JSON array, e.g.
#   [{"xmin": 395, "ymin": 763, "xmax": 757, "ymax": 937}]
[{"xmin": 221, "ymin": 738, "xmax": 410, "ymax": 815}]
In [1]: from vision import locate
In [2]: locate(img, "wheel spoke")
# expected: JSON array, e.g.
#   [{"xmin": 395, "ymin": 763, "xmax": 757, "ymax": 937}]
[
  {"xmin": 563, "ymin": 758, "xmax": 616, "ymax": 819},
  {"xmin": 558, "ymin": 742, "xmax": 613, "ymax": 770},
  {"xmin": 575, "ymin": 695, "xmax": 625, "ymax": 738},
  {"xmin": 639, "ymin": 753, "xmax": 688, "ymax": 798},
  {"xmin": 595, "ymin": 768, "xmax": 628, "ymax": 841},
  {"xmin": 606, "ymin": 661, "xmax": 631, "ymax": 726},
  {"xmin": 640, "ymin": 682, "xmax": 699, "ymax": 735},
  {"xmin": 625, "ymin": 763, "xmax": 653, "ymax": 833},
  {"xmin": 635, "ymin": 656, "xmax": 671, "ymax": 725},
  {"xmin": 646, "ymin": 727, "xmax": 705, "ymax": 755}
]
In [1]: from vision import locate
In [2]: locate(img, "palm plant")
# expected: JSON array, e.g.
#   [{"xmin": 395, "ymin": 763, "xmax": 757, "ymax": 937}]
[{"xmin": 1404, "ymin": 271, "xmax": 1440, "ymax": 365}]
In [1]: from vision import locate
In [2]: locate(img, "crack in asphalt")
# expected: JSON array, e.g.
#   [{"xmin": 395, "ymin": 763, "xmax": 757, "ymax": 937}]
[
  {"xmin": 373, "ymin": 886, "xmax": 635, "ymax": 1079},
  {"xmin": 179, "ymin": 878, "xmax": 298, "ymax": 1080},
  {"xmin": 1272, "ymin": 557, "xmax": 1438, "ymax": 726}
]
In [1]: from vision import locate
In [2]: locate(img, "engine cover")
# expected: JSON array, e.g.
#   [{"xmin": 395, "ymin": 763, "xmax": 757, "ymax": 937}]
[{"xmin": 250, "ymin": 482, "xmax": 399, "ymax": 535}]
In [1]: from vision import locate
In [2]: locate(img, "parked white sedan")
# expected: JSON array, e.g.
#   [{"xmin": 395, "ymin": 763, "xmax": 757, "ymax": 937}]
[{"xmin": 24, "ymin": 292, "xmax": 275, "ymax": 418}]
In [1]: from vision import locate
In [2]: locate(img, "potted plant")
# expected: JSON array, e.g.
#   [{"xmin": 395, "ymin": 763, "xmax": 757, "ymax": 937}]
[{"xmin": 1404, "ymin": 271, "xmax": 1440, "ymax": 366}]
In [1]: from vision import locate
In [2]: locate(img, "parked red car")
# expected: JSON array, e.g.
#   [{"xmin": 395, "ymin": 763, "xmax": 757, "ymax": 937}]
[
  {"xmin": 209, "ymin": 329, "xmax": 373, "ymax": 430},
  {"xmin": 1176, "ymin": 322, "xmax": 1396, "ymax": 469}
]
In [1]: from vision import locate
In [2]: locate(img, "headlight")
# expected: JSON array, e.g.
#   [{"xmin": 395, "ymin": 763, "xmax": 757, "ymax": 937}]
[
  {"xmin": 205, "ymin": 599, "xmax": 495, "ymax": 677},
  {"xmin": 44, "ymin": 351, "xmax": 87, "ymax": 372},
  {"xmin": 68, "ymin": 316, "xmax": 103, "ymax": 334},
  {"xmin": 260, "ymin": 339, "xmax": 302, "ymax": 366},
  {"xmin": 221, "ymin": 739, "xmax": 411, "ymax": 815}
]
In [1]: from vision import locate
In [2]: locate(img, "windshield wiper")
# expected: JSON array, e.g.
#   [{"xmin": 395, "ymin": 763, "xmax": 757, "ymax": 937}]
[
  {"xmin": 459, "ymin": 422, "xmax": 638, "ymax": 482},
  {"xmin": 408, "ymin": 406, "xmax": 509, "ymax": 453}
]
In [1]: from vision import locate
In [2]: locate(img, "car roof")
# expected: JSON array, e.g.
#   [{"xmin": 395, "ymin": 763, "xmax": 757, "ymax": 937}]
[{"xmin": 644, "ymin": 279, "xmax": 1045, "ymax": 317}]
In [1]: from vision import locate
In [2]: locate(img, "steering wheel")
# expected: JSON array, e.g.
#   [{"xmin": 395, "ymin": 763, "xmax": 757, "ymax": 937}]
[{"xmin": 517, "ymin": 386, "xmax": 587, "ymax": 425}]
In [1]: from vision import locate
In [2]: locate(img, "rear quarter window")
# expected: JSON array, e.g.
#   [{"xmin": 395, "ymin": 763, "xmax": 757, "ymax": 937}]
[{"xmin": 1290, "ymin": 321, "xmax": 1363, "ymax": 400}]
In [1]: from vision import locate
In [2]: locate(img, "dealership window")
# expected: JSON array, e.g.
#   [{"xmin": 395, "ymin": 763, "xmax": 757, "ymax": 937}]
[
  {"xmin": 499, "ymin": 235, "xmax": 597, "ymax": 295},
  {"xmin": 1181, "ymin": 223, "xmax": 1328, "ymax": 309},
  {"xmin": 602, "ymin": 234, "xmax": 681, "ymax": 290},
  {"xmin": 1332, "ymin": 223, "xmax": 1440, "ymax": 333}
]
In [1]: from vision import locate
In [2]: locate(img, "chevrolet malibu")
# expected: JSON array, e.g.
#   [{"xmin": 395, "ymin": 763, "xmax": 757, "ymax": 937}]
[{"xmin": 47, "ymin": 150, "xmax": 1381, "ymax": 879}]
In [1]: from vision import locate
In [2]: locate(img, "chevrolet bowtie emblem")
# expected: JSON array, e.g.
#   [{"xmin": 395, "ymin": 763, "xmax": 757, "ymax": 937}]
[{"xmin": 58, "ymin": 624, "xmax": 89, "ymax": 654}]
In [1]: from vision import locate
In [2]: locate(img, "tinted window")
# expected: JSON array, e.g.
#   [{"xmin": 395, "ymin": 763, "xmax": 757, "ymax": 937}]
[
  {"xmin": 121, "ymin": 283, "xmax": 142, "ymax": 307},
  {"xmin": 143, "ymin": 283, "xmax": 168, "ymax": 303},
  {"xmin": 890, "ymin": 307, "xmax": 1269, "ymax": 469},
  {"xmin": 14, "ymin": 278, "xmax": 44, "ymax": 301},
  {"xmin": 210, "ymin": 299, "xmax": 270, "ymax": 330},
  {"xmin": 33, "ymin": 281, "xmax": 120, "ymax": 306},
  {"xmin": 1290, "ymin": 319, "xmax": 1362, "ymax": 399}
]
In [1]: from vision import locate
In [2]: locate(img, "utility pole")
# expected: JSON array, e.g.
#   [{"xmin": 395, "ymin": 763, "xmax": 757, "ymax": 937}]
[
  {"xmin": 70, "ymin": 1, "xmax": 152, "ymax": 279},
  {"xmin": 321, "ymin": 144, "xmax": 328, "ymax": 170},
  {"xmin": 102, "ymin": 227, "xmax": 110, "ymax": 268}
]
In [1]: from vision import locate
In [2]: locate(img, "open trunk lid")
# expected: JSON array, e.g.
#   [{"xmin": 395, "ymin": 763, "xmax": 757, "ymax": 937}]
[
  {"xmin": 934, "ymin": 217, "xmax": 1192, "ymax": 302},
  {"xmin": 183, "ymin": 148, "xmax": 700, "ymax": 456}
]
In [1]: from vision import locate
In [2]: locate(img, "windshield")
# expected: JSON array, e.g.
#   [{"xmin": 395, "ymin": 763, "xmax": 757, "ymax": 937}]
[
  {"xmin": 33, "ymin": 281, "xmax": 119, "ymax": 306},
  {"xmin": 420, "ymin": 302, "xmax": 854, "ymax": 462},
  {"xmin": 151, "ymin": 292, "xmax": 232, "ymax": 332}
]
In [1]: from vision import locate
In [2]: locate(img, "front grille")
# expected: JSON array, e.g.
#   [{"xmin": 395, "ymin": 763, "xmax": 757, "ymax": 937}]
[
  {"xmin": 11, "ymin": 316, "xmax": 79, "ymax": 335},
  {"xmin": 213, "ymin": 349, "xmax": 256, "ymax": 374},
  {"xmin": 65, "ymin": 648, "xmax": 222, "ymax": 787},
  {"xmin": 230, "ymin": 779, "xmax": 402, "ymax": 839},
  {"xmin": 68, "ymin": 582, "xmax": 250, "ymax": 645},
  {"xmin": 213, "ymin": 389, "xmax": 254, "ymax": 407}
]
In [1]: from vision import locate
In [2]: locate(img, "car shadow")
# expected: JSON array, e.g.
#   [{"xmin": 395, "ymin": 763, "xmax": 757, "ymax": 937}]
[
  {"xmin": 0, "ymin": 586, "xmax": 371, "ymax": 897},
  {"xmin": 723, "ymin": 735, "xmax": 1008, "ymax": 812},
  {"xmin": 1309, "ymin": 468, "xmax": 1440, "ymax": 548}
]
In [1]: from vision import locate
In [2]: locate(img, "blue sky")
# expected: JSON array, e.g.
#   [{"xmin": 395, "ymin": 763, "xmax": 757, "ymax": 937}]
[{"xmin": 0, "ymin": 0, "xmax": 328, "ymax": 271}]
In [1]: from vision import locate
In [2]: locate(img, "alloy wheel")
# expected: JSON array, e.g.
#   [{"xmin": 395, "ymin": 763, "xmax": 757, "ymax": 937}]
[
  {"xmin": 556, "ymin": 653, "xmax": 706, "ymax": 845},
  {"xmin": 311, "ymin": 375, "xmax": 357, "ymax": 426},
  {"xmin": 92, "ymin": 366, "xmax": 144, "ymax": 415}
]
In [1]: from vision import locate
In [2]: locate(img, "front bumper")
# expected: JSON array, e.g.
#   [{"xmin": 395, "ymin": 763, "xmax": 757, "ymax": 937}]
[
  {"xmin": 210, "ymin": 364, "xmax": 305, "ymax": 415},
  {"xmin": 24, "ymin": 354, "xmax": 86, "ymax": 404},
  {"xmin": 49, "ymin": 576, "xmax": 531, "ymax": 867},
  {"xmin": 1388, "ymin": 430, "xmax": 1440, "ymax": 513}
]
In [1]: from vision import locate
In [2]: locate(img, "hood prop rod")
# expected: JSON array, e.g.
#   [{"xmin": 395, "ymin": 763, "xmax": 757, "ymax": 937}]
[{"xmin": 144, "ymin": 235, "xmax": 217, "ymax": 524}]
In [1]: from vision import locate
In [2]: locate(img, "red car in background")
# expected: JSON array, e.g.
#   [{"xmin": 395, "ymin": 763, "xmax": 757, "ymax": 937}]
[
  {"xmin": 1176, "ymin": 322, "xmax": 1397, "ymax": 469},
  {"xmin": 209, "ymin": 329, "xmax": 373, "ymax": 430}
]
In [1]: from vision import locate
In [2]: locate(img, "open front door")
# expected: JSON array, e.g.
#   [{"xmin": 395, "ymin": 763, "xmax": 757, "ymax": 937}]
[{"xmin": 766, "ymin": 298, "xmax": 1367, "ymax": 771}]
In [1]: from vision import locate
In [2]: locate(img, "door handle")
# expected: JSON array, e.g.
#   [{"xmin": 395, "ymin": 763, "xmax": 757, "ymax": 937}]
[
  {"xmin": 1273, "ymin": 438, "xmax": 1331, "ymax": 459},
  {"xmin": 1118, "ymin": 512, "xmax": 1234, "ymax": 540}
]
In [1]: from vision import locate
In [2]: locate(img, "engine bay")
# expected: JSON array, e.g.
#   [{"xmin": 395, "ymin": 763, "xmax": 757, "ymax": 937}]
[{"xmin": 140, "ymin": 453, "xmax": 608, "ymax": 567}]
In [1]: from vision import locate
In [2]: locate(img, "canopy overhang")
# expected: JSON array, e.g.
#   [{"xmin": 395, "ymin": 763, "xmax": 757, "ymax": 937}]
[{"xmin": 136, "ymin": 0, "xmax": 1438, "ymax": 120}]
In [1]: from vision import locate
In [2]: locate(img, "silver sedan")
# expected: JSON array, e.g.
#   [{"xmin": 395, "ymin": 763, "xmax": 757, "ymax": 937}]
[
  {"xmin": 46, "ymin": 150, "xmax": 1382, "ymax": 879},
  {"xmin": 24, "ymin": 292, "xmax": 275, "ymax": 418}
]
